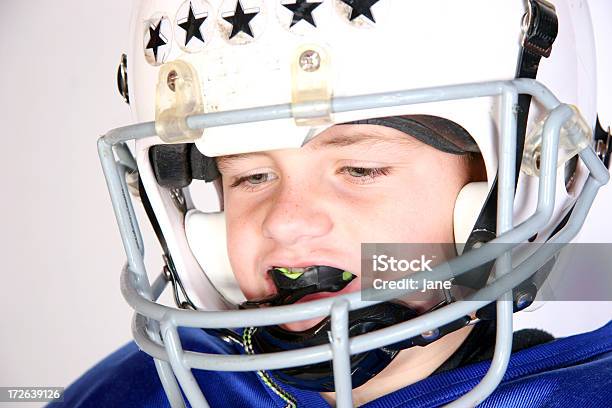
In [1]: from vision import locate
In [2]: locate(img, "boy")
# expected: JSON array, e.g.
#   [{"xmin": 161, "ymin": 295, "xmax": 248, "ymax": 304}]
[
  {"xmin": 54, "ymin": 0, "xmax": 612, "ymax": 406},
  {"xmin": 216, "ymin": 119, "xmax": 486, "ymax": 405}
]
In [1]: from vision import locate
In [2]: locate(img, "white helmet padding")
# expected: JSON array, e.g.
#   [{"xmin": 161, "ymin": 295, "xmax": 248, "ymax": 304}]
[
  {"xmin": 454, "ymin": 182, "xmax": 490, "ymax": 255},
  {"xmin": 185, "ymin": 209, "xmax": 245, "ymax": 305}
]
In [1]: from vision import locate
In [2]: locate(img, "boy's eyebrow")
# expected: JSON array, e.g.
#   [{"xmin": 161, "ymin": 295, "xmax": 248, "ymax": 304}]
[
  {"xmin": 215, "ymin": 152, "xmax": 268, "ymax": 172},
  {"xmin": 310, "ymin": 128, "xmax": 418, "ymax": 149},
  {"xmin": 215, "ymin": 128, "xmax": 418, "ymax": 171}
]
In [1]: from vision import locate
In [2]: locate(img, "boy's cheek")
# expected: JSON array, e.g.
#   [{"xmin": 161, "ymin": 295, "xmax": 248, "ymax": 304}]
[
  {"xmin": 234, "ymin": 271, "xmax": 267, "ymax": 300},
  {"xmin": 226, "ymin": 226, "xmax": 262, "ymax": 298}
]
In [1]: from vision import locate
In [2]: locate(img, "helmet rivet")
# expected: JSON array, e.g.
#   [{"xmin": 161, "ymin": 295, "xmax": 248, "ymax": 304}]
[
  {"xmin": 299, "ymin": 50, "xmax": 321, "ymax": 72},
  {"xmin": 167, "ymin": 70, "xmax": 178, "ymax": 92},
  {"xmin": 421, "ymin": 328, "xmax": 440, "ymax": 341},
  {"xmin": 515, "ymin": 292, "xmax": 534, "ymax": 310}
]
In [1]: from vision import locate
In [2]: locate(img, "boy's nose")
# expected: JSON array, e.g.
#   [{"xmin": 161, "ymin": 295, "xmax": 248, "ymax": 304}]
[{"xmin": 261, "ymin": 184, "xmax": 333, "ymax": 246}]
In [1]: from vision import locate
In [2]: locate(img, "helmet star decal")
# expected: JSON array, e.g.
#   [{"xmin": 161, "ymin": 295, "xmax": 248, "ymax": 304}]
[
  {"xmin": 178, "ymin": 2, "xmax": 207, "ymax": 46},
  {"xmin": 146, "ymin": 19, "xmax": 168, "ymax": 62},
  {"xmin": 223, "ymin": 0, "xmax": 259, "ymax": 39},
  {"xmin": 282, "ymin": 0, "xmax": 322, "ymax": 28},
  {"xmin": 340, "ymin": 0, "xmax": 380, "ymax": 23}
]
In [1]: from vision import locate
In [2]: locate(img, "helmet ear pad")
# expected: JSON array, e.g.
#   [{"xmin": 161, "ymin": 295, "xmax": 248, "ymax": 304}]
[
  {"xmin": 185, "ymin": 209, "xmax": 245, "ymax": 305},
  {"xmin": 453, "ymin": 181, "xmax": 489, "ymax": 255}
]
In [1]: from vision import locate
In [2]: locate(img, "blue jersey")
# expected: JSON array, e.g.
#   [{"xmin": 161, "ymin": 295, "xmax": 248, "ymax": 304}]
[{"xmin": 50, "ymin": 321, "xmax": 612, "ymax": 407}]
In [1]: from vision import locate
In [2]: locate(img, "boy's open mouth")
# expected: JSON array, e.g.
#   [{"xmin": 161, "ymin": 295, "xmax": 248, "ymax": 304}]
[{"xmin": 241, "ymin": 265, "xmax": 358, "ymax": 308}]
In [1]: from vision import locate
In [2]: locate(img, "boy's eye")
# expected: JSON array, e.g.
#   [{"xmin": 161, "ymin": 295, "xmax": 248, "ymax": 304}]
[
  {"xmin": 346, "ymin": 167, "xmax": 373, "ymax": 177},
  {"xmin": 338, "ymin": 166, "xmax": 391, "ymax": 184},
  {"xmin": 229, "ymin": 166, "xmax": 391, "ymax": 190},
  {"xmin": 230, "ymin": 171, "xmax": 278, "ymax": 190},
  {"xmin": 245, "ymin": 173, "xmax": 269, "ymax": 184}
]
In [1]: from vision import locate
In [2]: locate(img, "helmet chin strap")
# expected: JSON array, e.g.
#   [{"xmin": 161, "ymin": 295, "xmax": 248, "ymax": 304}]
[{"xmin": 226, "ymin": 266, "xmax": 472, "ymax": 392}]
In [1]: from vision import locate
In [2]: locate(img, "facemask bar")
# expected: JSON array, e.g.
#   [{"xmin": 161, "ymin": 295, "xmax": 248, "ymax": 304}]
[{"xmin": 98, "ymin": 79, "xmax": 609, "ymax": 408}]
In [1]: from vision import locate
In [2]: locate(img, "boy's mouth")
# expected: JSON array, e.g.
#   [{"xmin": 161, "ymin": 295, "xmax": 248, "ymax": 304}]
[
  {"xmin": 241, "ymin": 265, "xmax": 358, "ymax": 308},
  {"xmin": 273, "ymin": 265, "xmax": 355, "ymax": 282},
  {"xmin": 273, "ymin": 266, "xmax": 359, "ymax": 303}
]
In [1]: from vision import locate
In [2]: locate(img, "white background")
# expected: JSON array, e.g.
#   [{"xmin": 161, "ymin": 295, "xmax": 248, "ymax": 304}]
[{"xmin": 0, "ymin": 1, "xmax": 610, "ymax": 406}]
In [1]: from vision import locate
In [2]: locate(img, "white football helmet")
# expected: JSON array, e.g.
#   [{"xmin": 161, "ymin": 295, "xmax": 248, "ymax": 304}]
[{"xmin": 101, "ymin": 0, "xmax": 611, "ymax": 406}]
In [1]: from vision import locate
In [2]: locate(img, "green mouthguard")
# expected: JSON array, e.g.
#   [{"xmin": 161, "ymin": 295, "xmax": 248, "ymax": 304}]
[{"xmin": 276, "ymin": 267, "xmax": 305, "ymax": 280}]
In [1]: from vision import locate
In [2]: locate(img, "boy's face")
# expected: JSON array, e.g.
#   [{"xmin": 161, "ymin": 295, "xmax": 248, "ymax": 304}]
[{"xmin": 216, "ymin": 124, "xmax": 472, "ymax": 331}]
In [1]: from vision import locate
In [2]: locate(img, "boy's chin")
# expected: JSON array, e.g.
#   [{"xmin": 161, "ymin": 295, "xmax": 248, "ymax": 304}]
[{"xmin": 272, "ymin": 278, "xmax": 362, "ymax": 332}]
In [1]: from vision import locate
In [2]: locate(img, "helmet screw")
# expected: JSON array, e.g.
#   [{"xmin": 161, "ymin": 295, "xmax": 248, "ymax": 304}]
[
  {"xmin": 421, "ymin": 328, "xmax": 440, "ymax": 341},
  {"xmin": 472, "ymin": 241, "xmax": 483, "ymax": 249},
  {"xmin": 515, "ymin": 292, "xmax": 534, "ymax": 310},
  {"xmin": 299, "ymin": 50, "xmax": 321, "ymax": 72},
  {"xmin": 167, "ymin": 70, "xmax": 178, "ymax": 92}
]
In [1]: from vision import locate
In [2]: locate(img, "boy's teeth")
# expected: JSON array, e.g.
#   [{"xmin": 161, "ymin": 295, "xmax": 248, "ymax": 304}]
[
  {"xmin": 276, "ymin": 267, "xmax": 310, "ymax": 272},
  {"xmin": 274, "ymin": 266, "xmax": 310, "ymax": 280}
]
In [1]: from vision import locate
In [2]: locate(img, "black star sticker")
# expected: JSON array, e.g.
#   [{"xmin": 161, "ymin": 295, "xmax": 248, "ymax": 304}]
[
  {"xmin": 340, "ymin": 0, "xmax": 380, "ymax": 23},
  {"xmin": 223, "ymin": 0, "xmax": 259, "ymax": 39},
  {"xmin": 178, "ymin": 2, "xmax": 207, "ymax": 45},
  {"xmin": 283, "ymin": 0, "xmax": 322, "ymax": 28},
  {"xmin": 146, "ymin": 19, "xmax": 167, "ymax": 61}
]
